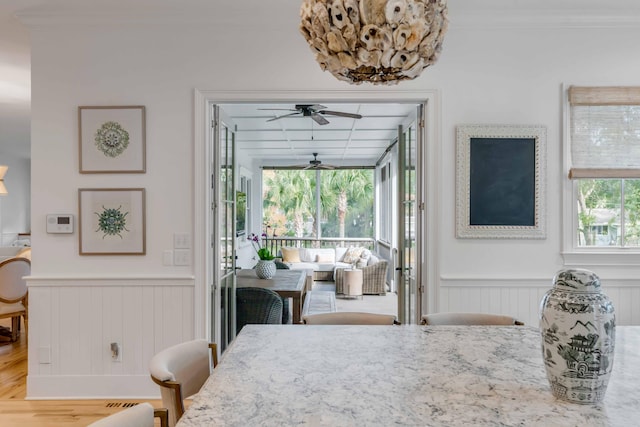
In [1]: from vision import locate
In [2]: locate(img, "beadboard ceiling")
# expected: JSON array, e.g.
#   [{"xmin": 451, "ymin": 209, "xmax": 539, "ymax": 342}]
[{"xmin": 221, "ymin": 102, "xmax": 419, "ymax": 168}]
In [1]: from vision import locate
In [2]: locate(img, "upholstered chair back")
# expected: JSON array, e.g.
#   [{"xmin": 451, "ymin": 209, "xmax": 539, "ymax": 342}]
[{"xmin": 149, "ymin": 339, "xmax": 217, "ymax": 427}]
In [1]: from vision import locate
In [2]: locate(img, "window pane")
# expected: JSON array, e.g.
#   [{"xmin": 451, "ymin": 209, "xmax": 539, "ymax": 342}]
[
  {"xmin": 320, "ymin": 170, "xmax": 374, "ymax": 238},
  {"xmin": 623, "ymin": 179, "xmax": 640, "ymax": 246},
  {"xmin": 262, "ymin": 170, "xmax": 316, "ymax": 238},
  {"xmin": 262, "ymin": 168, "xmax": 374, "ymax": 240},
  {"xmin": 576, "ymin": 179, "xmax": 621, "ymax": 246}
]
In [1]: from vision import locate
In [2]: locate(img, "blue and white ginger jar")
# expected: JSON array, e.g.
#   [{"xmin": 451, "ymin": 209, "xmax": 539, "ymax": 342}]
[{"xmin": 539, "ymin": 268, "xmax": 615, "ymax": 404}]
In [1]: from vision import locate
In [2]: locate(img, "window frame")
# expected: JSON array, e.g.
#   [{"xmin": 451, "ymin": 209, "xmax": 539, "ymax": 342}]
[{"xmin": 562, "ymin": 84, "xmax": 640, "ymax": 265}]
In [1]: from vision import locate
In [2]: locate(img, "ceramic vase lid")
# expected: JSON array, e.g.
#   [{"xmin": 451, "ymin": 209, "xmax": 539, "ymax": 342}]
[{"xmin": 552, "ymin": 268, "xmax": 601, "ymax": 292}]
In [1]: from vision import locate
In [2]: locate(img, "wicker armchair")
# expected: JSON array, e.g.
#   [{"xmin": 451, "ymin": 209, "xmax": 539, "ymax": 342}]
[
  {"xmin": 236, "ymin": 287, "xmax": 283, "ymax": 334},
  {"xmin": 335, "ymin": 260, "xmax": 388, "ymax": 295}
]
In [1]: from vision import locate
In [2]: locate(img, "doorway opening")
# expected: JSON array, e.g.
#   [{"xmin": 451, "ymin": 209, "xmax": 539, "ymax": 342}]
[{"xmin": 194, "ymin": 90, "xmax": 439, "ymax": 349}]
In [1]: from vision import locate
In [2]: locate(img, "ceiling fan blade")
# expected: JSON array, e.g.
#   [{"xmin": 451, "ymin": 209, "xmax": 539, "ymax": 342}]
[
  {"xmin": 266, "ymin": 112, "xmax": 301, "ymax": 122},
  {"xmin": 311, "ymin": 113, "xmax": 330, "ymax": 125},
  {"xmin": 319, "ymin": 110, "xmax": 363, "ymax": 119},
  {"xmin": 258, "ymin": 108, "xmax": 298, "ymax": 111},
  {"xmin": 309, "ymin": 104, "xmax": 327, "ymax": 111}
]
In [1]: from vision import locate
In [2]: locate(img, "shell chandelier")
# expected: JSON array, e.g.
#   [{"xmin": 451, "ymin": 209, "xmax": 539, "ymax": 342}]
[{"xmin": 299, "ymin": 0, "xmax": 448, "ymax": 85}]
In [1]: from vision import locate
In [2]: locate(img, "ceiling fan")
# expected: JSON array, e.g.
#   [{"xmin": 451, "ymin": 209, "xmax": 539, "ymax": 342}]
[
  {"xmin": 260, "ymin": 104, "xmax": 362, "ymax": 125},
  {"xmin": 303, "ymin": 153, "xmax": 335, "ymax": 170}
]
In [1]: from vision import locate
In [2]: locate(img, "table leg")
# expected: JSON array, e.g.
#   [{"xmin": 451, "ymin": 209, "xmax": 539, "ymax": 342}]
[{"xmin": 293, "ymin": 295, "xmax": 302, "ymax": 324}]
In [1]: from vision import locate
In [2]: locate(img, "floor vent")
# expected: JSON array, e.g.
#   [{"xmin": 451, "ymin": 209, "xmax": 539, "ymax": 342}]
[{"xmin": 105, "ymin": 402, "xmax": 139, "ymax": 408}]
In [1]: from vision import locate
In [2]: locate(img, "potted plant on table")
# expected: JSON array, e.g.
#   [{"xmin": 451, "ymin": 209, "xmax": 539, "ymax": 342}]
[{"xmin": 248, "ymin": 228, "xmax": 276, "ymax": 279}]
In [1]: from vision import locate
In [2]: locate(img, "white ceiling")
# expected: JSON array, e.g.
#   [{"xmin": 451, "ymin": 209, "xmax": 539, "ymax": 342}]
[
  {"xmin": 0, "ymin": 0, "xmax": 418, "ymax": 166},
  {"xmin": 222, "ymin": 102, "xmax": 419, "ymax": 168},
  {"xmin": 3, "ymin": 0, "xmax": 640, "ymax": 164}
]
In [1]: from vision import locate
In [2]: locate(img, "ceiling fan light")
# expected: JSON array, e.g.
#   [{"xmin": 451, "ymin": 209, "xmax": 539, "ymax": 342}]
[{"xmin": 299, "ymin": 0, "xmax": 448, "ymax": 85}]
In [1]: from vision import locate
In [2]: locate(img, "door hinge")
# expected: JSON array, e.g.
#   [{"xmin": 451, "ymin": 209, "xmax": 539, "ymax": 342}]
[{"xmin": 419, "ymin": 201, "xmax": 425, "ymax": 211}]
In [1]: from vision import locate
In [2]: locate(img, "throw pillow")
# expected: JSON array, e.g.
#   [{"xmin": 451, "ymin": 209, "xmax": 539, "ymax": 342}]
[
  {"xmin": 316, "ymin": 253, "xmax": 334, "ymax": 263},
  {"xmin": 342, "ymin": 246, "xmax": 365, "ymax": 264},
  {"xmin": 281, "ymin": 247, "xmax": 301, "ymax": 263}
]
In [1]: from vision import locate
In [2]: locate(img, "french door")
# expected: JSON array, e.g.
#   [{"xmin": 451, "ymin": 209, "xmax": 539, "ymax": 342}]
[
  {"xmin": 211, "ymin": 105, "xmax": 237, "ymax": 352},
  {"xmin": 396, "ymin": 104, "xmax": 424, "ymax": 325}
]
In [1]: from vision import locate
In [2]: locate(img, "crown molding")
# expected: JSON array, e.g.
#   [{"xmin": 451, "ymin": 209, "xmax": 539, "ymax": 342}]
[
  {"xmin": 15, "ymin": 3, "xmax": 640, "ymax": 30},
  {"xmin": 451, "ymin": 10, "xmax": 640, "ymax": 30}
]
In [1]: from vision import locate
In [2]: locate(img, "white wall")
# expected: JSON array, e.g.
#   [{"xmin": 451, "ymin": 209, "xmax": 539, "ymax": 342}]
[{"xmin": 21, "ymin": 0, "xmax": 640, "ymax": 398}]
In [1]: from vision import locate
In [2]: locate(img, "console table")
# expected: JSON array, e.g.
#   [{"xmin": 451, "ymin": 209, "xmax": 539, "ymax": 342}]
[{"xmin": 177, "ymin": 325, "xmax": 640, "ymax": 426}]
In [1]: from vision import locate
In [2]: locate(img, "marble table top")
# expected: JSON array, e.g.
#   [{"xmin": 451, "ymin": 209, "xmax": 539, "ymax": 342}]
[{"xmin": 177, "ymin": 325, "xmax": 640, "ymax": 427}]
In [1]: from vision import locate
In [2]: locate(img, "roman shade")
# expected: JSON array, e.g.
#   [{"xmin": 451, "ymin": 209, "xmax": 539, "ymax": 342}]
[{"xmin": 569, "ymin": 86, "xmax": 640, "ymax": 179}]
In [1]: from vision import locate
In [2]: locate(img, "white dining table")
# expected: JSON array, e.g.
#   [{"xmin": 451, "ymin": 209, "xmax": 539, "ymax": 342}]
[{"xmin": 177, "ymin": 325, "xmax": 640, "ymax": 426}]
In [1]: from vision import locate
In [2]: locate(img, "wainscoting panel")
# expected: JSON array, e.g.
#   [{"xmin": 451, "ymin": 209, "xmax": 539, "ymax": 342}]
[
  {"xmin": 438, "ymin": 277, "xmax": 640, "ymax": 327},
  {"xmin": 26, "ymin": 277, "xmax": 195, "ymax": 399}
]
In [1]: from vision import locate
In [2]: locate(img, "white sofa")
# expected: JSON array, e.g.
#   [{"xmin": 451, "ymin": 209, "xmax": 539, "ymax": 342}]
[
  {"xmin": 280, "ymin": 246, "xmax": 351, "ymax": 281},
  {"xmin": 279, "ymin": 246, "xmax": 385, "ymax": 286}
]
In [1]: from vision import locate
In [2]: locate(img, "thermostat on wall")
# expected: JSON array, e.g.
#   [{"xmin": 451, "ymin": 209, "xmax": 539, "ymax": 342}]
[{"xmin": 46, "ymin": 214, "xmax": 74, "ymax": 234}]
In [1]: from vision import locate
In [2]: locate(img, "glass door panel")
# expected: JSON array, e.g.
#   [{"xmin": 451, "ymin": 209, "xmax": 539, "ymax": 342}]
[
  {"xmin": 397, "ymin": 105, "xmax": 422, "ymax": 325},
  {"xmin": 212, "ymin": 105, "xmax": 237, "ymax": 352}
]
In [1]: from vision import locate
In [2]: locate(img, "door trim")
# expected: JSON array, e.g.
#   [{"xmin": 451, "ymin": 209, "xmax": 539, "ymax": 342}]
[{"xmin": 194, "ymin": 89, "xmax": 441, "ymax": 334}]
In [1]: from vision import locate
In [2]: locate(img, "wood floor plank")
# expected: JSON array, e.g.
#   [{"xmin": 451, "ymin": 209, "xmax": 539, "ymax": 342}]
[{"xmin": 0, "ymin": 319, "xmax": 164, "ymax": 426}]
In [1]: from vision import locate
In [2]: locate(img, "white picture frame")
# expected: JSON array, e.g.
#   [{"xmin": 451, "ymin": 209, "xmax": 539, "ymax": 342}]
[{"xmin": 456, "ymin": 124, "xmax": 547, "ymax": 239}]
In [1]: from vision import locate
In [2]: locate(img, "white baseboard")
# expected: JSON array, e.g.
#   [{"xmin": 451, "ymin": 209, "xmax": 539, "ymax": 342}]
[{"xmin": 26, "ymin": 374, "xmax": 160, "ymax": 400}]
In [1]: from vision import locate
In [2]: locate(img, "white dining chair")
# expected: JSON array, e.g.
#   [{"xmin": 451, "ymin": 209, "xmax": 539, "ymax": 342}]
[
  {"xmin": 149, "ymin": 339, "xmax": 218, "ymax": 427},
  {"xmin": 88, "ymin": 402, "xmax": 168, "ymax": 427},
  {"xmin": 303, "ymin": 311, "xmax": 399, "ymax": 325},
  {"xmin": 0, "ymin": 256, "xmax": 30, "ymax": 342},
  {"xmin": 421, "ymin": 312, "xmax": 524, "ymax": 326}
]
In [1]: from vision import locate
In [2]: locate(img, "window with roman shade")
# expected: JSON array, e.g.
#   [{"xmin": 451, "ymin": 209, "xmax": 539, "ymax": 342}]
[
  {"xmin": 569, "ymin": 86, "xmax": 640, "ymax": 178},
  {"xmin": 567, "ymin": 86, "xmax": 640, "ymax": 248}
]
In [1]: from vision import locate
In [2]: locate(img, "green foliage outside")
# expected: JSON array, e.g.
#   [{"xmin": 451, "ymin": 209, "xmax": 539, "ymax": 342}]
[
  {"xmin": 262, "ymin": 169, "xmax": 374, "ymax": 239},
  {"xmin": 577, "ymin": 179, "xmax": 640, "ymax": 246}
]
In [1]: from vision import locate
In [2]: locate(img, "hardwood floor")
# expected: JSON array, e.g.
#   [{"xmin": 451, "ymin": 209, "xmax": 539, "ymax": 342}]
[{"xmin": 0, "ymin": 319, "xmax": 164, "ymax": 427}]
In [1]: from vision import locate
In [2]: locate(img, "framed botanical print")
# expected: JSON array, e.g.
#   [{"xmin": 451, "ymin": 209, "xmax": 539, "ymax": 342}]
[
  {"xmin": 78, "ymin": 188, "xmax": 146, "ymax": 255},
  {"xmin": 78, "ymin": 106, "xmax": 146, "ymax": 173}
]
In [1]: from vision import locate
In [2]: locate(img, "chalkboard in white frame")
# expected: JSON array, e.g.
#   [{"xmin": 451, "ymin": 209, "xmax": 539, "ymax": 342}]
[{"xmin": 456, "ymin": 124, "xmax": 547, "ymax": 239}]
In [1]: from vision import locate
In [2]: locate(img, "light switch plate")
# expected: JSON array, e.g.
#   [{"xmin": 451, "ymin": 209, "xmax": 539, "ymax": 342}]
[
  {"xmin": 174, "ymin": 233, "xmax": 191, "ymax": 249},
  {"xmin": 174, "ymin": 249, "xmax": 191, "ymax": 266}
]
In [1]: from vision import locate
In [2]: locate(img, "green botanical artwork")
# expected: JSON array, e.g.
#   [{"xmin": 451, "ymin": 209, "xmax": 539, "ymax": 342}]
[
  {"xmin": 94, "ymin": 121, "xmax": 130, "ymax": 157},
  {"xmin": 95, "ymin": 205, "xmax": 129, "ymax": 238}
]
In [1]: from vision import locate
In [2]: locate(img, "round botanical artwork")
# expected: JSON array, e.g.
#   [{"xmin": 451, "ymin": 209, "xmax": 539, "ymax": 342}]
[
  {"xmin": 94, "ymin": 121, "xmax": 130, "ymax": 157},
  {"xmin": 95, "ymin": 205, "xmax": 130, "ymax": 238}
]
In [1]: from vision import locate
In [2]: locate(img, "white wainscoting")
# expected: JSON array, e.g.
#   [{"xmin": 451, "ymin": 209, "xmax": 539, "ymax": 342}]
[
  {"xmin": 26, "ymin": 276, "xmax": 196, "ymax": 399},
  {"xmin": 438, "ymin": 277, "xmax": 640, "ymax": 327}
]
